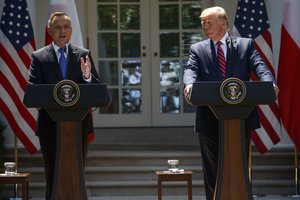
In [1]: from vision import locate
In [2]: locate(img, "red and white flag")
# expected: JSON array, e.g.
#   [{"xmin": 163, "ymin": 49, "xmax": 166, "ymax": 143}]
[
  {"xmin": 45, "ymin": 0, "xmax": 83, "ymax": 47},
  {"xmin": 232, "ymin": 0, "xmax": 282, "ymax": 154},
  {"xmin": 278, "ymin": 0, "xmax": 300, "ymax": 150},
  {"xmin": 0, "ymin": 0, "xmax": 39, "ymax": 154}
]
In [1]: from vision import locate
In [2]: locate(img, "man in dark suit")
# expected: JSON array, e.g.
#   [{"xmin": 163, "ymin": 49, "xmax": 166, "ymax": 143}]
[
  {"xmin": 28, "ymin": 12, "xmax": 101, "ymax": 199},
  {"xmin": 183, "ymin": 6, "xmax": 279, "ymax": 200}
]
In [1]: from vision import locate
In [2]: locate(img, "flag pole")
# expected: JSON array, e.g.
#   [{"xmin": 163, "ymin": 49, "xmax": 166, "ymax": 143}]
[
  {"xmin": 14, "ymin": 134, "xmax": 19, "ymax": 199},
  {"xmin": 249, "ymin": 144, "xmax": 265, "ymax": 198},
  {"xmin": 287, "ymin": 145, "xmax": 300, "ymax": 198},
  {"xmin": 294, "ymin": 146, "xmax": 299, "ymax": 196},
  {"xmin": 249, "ymin": 144, "xmax": 252, "ymax": 184}
]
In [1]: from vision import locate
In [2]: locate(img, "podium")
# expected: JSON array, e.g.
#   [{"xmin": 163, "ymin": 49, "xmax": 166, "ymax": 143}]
[
  {"xmin": 23, "ymin": 82, "xmax": 111, "ymax": 200},
  {"xmin": 189, "ymin": 79, "xmax": 276, "ymax": 200}
]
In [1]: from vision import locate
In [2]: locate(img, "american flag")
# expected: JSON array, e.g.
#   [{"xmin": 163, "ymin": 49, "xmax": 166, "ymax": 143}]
[
  {"xmin": 232, "ymin": 0, "xmax": 282, "ymax": 154},
  {"xmin": 0, "ymin": 0, "xmax": 39, "ymax": 154}
]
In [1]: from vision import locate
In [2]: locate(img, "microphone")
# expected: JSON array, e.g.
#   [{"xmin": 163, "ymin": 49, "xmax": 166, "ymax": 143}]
[
  {"xmin": 91, "ymin": 73, "xmax": 102, "ymax": 83},
  {"xmin": 226, "ymin": 35, "xmax": 234, "ymax": 77},
  {"xmin": 226, "ymin": 37, "xmax": 231, "ymax": 48}
]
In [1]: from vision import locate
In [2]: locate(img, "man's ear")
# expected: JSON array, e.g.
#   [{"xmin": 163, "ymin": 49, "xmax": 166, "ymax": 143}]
[{"xmin": 47, "ymin": 26, "xmax": 51, "ymax": 35}]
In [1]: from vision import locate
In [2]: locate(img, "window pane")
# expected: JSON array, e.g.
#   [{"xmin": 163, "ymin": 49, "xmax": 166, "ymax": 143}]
[
  {"xmin": 97, "ymin": 5, "xmax": 117, "ymax": 30},
  {"xmin": 99, "ymin": 89, "xmax": 119, "ymax": 114},
  {"xmin": 121, "ymin": 33, "xmax": 140, "ymax": 57},
  {"xmin": 121, "ymin": 60, "xmax": 141, "ymax": 86},
  {"xmin": 160, "ymin": 60, "xmax": 180, "ymax": 87},
  {"xmin": 122, "ymin": 89, "xmax": 142, "ymax": 113},
  {"xmin": 99, "ymin": 61, "xmax": 119, "ymax": 85},
  {"xmin": 182, "ymin": 4, "xmax": 201, "ymax": 29},
  {"xmin": 160, "ymin": 5, "xmax": 179, "ymax": 29},
  {"xmin": 98, "ymin": 33, "xmax": 118, "ymax": 58},
  {"xmin": 182, "ymin": 32, "xmax": 202, "ymax": 57},
  {"xmin": 120, "ymin": 5, "xmax": 140, "ymax": 30},
  {"xmin": 160, "ymin": 88, "xmax": 180, "ymax": 113},
  {"xmin": 160, "ymin": 32, "xmax": 179, "ymax": 57}
]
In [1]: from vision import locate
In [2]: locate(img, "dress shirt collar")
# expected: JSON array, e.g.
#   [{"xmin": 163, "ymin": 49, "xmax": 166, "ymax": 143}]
[
  {"xmin": 213, "ymin": 32, "xmax": 229, "ymax": 46},
  {"xmin": 52, "ymin": 42, "xmax": 69, "ymax": 55}
]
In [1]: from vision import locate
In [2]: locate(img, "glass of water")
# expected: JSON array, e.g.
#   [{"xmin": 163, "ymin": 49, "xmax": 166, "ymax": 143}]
[
  {"xmin": 168, "ymin": 160, "xmax": 179, "ymax": 172},
  {"xmin": 4, "ymin": 162, "xmax": 16, "ymax": 175}
]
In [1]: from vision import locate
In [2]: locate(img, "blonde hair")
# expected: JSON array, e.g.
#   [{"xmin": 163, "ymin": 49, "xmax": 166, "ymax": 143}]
[{"xmin": 200, "ymin": 6, "xmax": 229, "ymax": 27}]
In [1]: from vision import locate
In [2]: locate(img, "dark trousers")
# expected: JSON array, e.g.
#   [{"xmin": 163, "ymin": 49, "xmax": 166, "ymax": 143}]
[
  {"xmin": 38, "ymin": 126, "xmax": 89, "ymax": 200},
  {"xmin": 198, "ymin": 130, "xmax": 251, "ymax": 200}
]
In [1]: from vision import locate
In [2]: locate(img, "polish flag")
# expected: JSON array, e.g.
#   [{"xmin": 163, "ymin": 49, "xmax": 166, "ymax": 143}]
[
  {"xmin": 278, "ymin": 0, "xmax": 300, "ymax": 150},
  {"xmin": 45, "ymin": 0, "xmax": 83, "ymax": 47}
]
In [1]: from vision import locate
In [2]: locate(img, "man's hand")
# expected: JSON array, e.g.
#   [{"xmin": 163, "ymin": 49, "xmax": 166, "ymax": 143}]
[
  {"xmin": 274, "ymin": 84, "xmax": 279, "ymax": 99},
  {"xmin": 184, "ymin": 84, "xmax": 193, "ymax": 104},
  {"xmin": 81, "ymin": 55, "xmax": 91, "ymax": 79}
]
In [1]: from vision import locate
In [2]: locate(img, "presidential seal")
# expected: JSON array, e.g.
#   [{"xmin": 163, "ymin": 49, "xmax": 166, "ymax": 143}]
[
  {"xmin": 220, "ymin": 77, "xmax": 247, "ymax": 104},
  {"xmin": 53, "ymin": 80, "xmax": 80, "ymax": 107}
]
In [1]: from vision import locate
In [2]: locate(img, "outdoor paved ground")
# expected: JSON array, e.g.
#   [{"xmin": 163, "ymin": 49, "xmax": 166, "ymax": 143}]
[
  {"xmin": 88, "ymin": 195, "xmax": 300, "ymax": 200},
  {"xmin": 18, "ymin": 195, "xmax": 300, "ymax": 200}
]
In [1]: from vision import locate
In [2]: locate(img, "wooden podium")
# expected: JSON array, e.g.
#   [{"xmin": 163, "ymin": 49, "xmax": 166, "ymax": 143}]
[
  {"xmin": 23, "ymin": 82, "xmax": 111, "ymax": 200},
  {"xmin": 189, "ymin": 79, "xmax": 276, "ymax": 200}
]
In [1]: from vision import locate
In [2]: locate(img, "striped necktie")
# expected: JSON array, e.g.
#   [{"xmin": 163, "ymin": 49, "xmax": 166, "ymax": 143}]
[
  {"xmin": 217, "ymin": 41, "xmax": 226, "ymax": 80},
  {"xmin": 58, "ymin": 47, "xmax": 67, "ymax": 79}
]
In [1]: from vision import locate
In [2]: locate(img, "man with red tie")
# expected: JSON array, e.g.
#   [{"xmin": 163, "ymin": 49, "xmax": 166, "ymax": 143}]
[{"xmin": 183, "ymin": 6, "xmax": 279, "ymax": 200}]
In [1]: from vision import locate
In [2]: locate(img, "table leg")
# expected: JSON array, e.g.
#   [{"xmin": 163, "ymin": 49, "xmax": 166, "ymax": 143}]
[
  {"xmin": 22, "ymin": 182, "xmax": 26, "ymax": 200},
  {"xmin": 158, "ymin": 179, "xmax": 162, "ymax": 200},
  {"xmin": 14, "ymin": 184, "xmax": 17, "ymax": 198},
  {"xmin": 188, "ymin": 178, "xmax": 192, "ymax": 200}
]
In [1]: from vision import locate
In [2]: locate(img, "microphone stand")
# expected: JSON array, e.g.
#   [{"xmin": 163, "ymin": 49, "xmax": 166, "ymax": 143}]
[{"xmin": 226, "ymin": 35, "xmax": 234, "ymax": 78}]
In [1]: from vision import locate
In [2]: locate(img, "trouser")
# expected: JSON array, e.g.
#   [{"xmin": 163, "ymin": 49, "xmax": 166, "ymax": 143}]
[{"xmin": 198, "ymin": 129, "xmax": 251, "ymax": 200}]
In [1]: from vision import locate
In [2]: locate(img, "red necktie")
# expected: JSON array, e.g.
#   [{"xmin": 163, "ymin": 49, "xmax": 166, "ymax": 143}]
[{"xmin": 217, "ymin": 41, "xmax": 226, "ymax": 80}]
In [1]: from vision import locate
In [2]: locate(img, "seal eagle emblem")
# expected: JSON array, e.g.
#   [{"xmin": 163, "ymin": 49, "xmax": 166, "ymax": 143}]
[
  {"xmin": 53, "ymin": 80, "xmax": 80, "ymax": 107},
  {"xmin": 220, "ymin": 77, "xmax": 247, "ymax": 104}
]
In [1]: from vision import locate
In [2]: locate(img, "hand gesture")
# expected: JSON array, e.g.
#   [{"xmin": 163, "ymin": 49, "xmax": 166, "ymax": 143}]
[{"xmin": 81, "ymin": 55, "xmax": 91, "ymax": 79}]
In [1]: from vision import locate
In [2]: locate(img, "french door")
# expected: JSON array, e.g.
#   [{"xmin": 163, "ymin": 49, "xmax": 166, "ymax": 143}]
[{"xmin": 87, "ymin": 0, "xmax": 204, "ymax": 127}]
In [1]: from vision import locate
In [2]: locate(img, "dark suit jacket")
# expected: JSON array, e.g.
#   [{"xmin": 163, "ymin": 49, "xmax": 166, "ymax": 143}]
[
  {"xmin": 183, "ymin": 36, "xmax": 276, "ymax": 133},
  {"xmin": 28, "ymin": 43, "xmax": 101, "ymax": 136}
]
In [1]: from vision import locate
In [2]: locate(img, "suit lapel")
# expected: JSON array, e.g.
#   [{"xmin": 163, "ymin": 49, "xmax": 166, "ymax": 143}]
[
  {"xmin": 46, "ymin": 45, "xmax": 64, "ymax": 80},
  {"xmin": 206, "ymin": 39, "xmax": 222, "ymax": 80},
  {"xmin": 226, "ymin": 37, "xmax": 238, "ymax": 78},
  {"xmin": 66, "ymin": 44, "xmax": 79, "ymax": 80},
  {"xmin": 205, "ymin": 40, "xmax": 214, "ymax": 65}
]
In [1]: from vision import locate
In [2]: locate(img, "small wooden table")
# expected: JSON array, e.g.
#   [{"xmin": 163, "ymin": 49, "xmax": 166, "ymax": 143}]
[
  {"xmin": 0, "ymin": 173, "xmax": 30, "ymax": 200},
  {"xmin": 156, "ymin": 170, "xmax": 193, "ymax": 200}
]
